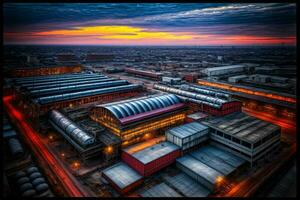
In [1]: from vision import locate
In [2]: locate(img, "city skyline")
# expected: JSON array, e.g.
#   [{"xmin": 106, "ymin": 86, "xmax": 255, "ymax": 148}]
[{"xmin": 4, "ymin": 3, "xmax": 296, "ymax": 46}]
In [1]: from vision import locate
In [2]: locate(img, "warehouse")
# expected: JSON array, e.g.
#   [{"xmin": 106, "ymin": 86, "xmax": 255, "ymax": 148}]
[
  {"xmin": 190, "ymin": 149, "xmax": 237, "ymax": 176},
  {"xmin": 194, "ymin": 145, "xmax": 245, "ymax": 168},
  {"xmin": 125, "ymin": 68, "xmax": 163, "ymax": 80},
  {"xmin": 201, "ymin": 64, "xmax": 254, "ymax": 77},
  {"xmin": 140, "ymin": 182, "xmax": 182, "ymax": 197},
  {"xmin": 90, "ymin": 94, "xmax": 186, "ymax": 145},
  {"xmin": 10, "ymin": 72, "xmax": 143, "ymax": 126},
  {"xmin": 176, "ymin": 155, "xmax": 223, "ymax": 191},
  {"xmin": 48, "ymin": 110, "xmax": 121, "ymax": 161},
  {"xmin": 9, "ymin": 65, "xmax": 82, "ymax": 77},
  {"xmin": 102, "ymin": 162, "xmax": 143, "ymax": 194},
  {"xmin": 154, "ymin": 84, "xmax": 241, "ymax": 116},
  {"xmin": 202, "ymin": 112, "xmax": 281, "ymax": 167},
  {"xmin": 163, "ymin": 172, "xmax": 211, "ymax": 197},
  {"xmin": 166, "ymin": 122, "xmax": 209, "ymax": 152},
  {"xmin": 122, "ymin": 141, "xmax": 181, "ymax": 176}
]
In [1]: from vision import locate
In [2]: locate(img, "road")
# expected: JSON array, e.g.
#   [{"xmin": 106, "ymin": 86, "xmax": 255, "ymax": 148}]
[{"xmin": 3, "ymin": 96, "xmax": 90, "ymax": 197}]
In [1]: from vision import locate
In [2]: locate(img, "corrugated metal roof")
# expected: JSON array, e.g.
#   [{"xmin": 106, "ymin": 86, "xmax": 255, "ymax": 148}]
[
  {"xmin": 131, "ymin": 141, "xmax": 180, "ymax": 164},
  {"xmin": 167, "ymin": 122, "xmax": 208, "ymax": 139},
  {"xmin": 176, "ymin": 155, "xmax": 223, "ymax": 185},
  {"xmin": 140, "ymin": 182, "xmax": 182, "ymax": 197},
  {"xmin": 197, "ymin": 145, "xmax": 245, "ymax": 168},
  {"xmin": 202, "ymin": 112, "xmax": 280, "ymax": 144},
  {"xmin": 190, "ymin": 150, "xmax": 235, "ymax": 176},
  {"xmin": 163, "ymin": 173, "xmax": 210, "ymax": 197},
  {"xmin": 36, "ymin": 84, "xmax": 141, "ymax": 105},
  {"xmin": 30, "ymin": 80, "xmax": 128, "ymax": 97},
  {"xmin": 104, "ymin": 94, "xmax": 181, "ymax": 119},
  {"xmin": 119, "ymin": 103, "xmax": 185, "ymax": 125},
  {"xmin": 23, "ymin": 77, "xmax": 113, "ymax": 90},
  {"xmin": 102, "ymin": 162, "xmax": 142, "ymax": 190}
]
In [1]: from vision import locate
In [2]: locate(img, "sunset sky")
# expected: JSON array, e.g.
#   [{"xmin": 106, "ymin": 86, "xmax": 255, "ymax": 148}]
[{"xmin": 3, "ymin": 3, "xmax": 296, "ymax": 46}]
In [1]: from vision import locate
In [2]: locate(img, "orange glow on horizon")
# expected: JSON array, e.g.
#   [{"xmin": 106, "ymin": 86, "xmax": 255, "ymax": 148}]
[{"xmin": 4, "ymin": 25, "xmax": 296, "ymax": 46}]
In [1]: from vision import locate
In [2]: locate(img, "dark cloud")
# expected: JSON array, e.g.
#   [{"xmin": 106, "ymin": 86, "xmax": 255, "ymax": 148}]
[{"xmin": 3, "ymin": 3, "xmax": 296, "ymax": 38}]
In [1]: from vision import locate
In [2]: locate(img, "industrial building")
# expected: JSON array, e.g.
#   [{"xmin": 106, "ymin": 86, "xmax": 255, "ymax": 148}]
[
  {"xmin": 166, "ymin": 122, "xmax": 209, "ymax": 152},
  {"xmin": 176, "ymin": 144, "xmax": 246, "ymax": 192},
  {"xmin": 122, "ymin": 141, "xmax": 181, "ymax": 176},
  {"xmin": 161, "ymin": 76, "xmax": 182, "ymax": 85},
  {"xmin": 48, "ymin": 110, "xmax": 121, "ymax": 161},
  {"xmin": 102, "ymin": 162, "xmax": 143, "ymax": 194},
  {"xmin": 176, "ymin": 155, "xmax": 223, "ymax": 191},
  {"xmin": 201, "ymin": 64, "xmax": 255, "ymax": 77},
  {"xmin": 154, "ymin": 84, "xmax": 242, "ymax": 116},
  {"xmin": 202, "ymin": 112, "xmax": 281, "ymax": 167},
  {"xmin": 90, "ymin": 94, "xmax": 186, "ymax": 145},
  {"xmin": 124, "ymin": 68, "xmax": 163, "ymax": 80},
  {"xmin": 9, "ymin": 65, "xmax": 82, "ymax": 77},
  {"xmin": 10, "ymin": 72, "xmax": 143, "ymax": 125}
]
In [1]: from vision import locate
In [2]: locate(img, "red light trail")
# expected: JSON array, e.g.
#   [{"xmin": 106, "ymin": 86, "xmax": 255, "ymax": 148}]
[
  {"xmin": 3, "ymin": 96, "xmax": 88, "ymax": 197},
  {"xmin": 242, "ymin": 107, "xmax": 296, "ymax": 135},
  {"xmin": 198, "ymin": 80, "xmax": 296, "ymax": 104}
]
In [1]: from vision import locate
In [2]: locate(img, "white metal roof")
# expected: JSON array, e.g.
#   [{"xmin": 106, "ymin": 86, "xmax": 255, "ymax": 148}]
[
  {"xmin": 102, "ymin": 162, "xmax": 142, "ymax": 190},
  {"xmin": 177, "ymin": 155, "xmax": 223, "ymax": 185},
  {"xmin": 167, "ymin": 122, "xmax": 209, "ymax": 139},
  {"xmin": 131, "ymin": 141, "xmax": 180, "ymax": 164}
]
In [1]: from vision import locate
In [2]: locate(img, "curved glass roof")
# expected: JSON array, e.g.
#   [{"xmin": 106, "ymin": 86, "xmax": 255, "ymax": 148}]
[{"xmin": 104, "ymin": 94, "xmax": 181, "ymax": 119}]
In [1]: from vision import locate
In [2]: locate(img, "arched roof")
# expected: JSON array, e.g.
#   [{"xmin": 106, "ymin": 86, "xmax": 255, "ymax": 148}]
[{"xmin": 104, "ymin": 94, "xmax": 181, "ymax": 119}]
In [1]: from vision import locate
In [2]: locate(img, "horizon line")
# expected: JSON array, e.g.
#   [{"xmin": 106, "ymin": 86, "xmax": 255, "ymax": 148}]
[{"xmin": 4, "ymin": 44, "xmax": 296, "ymax": 47}]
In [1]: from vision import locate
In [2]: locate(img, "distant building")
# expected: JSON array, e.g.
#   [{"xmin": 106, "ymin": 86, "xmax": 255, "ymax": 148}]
[
  {"xmin": 201, "ymin": 64, "xmax": 255, "ymax": 77},
  {"xmin": 162, "ymin": 77, "xmax": 182, "ymax": 85}
]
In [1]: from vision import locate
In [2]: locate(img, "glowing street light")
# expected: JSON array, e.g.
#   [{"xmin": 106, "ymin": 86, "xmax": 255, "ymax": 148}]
[
  {"xmin": 72, "ymin": 161, "xmax": 80, "ymax": 169},
  {"xmin": 106, "ymin": 146, "xmax": 113, "ymax": 154},
  {"xmin": 216, "ymin": 176, "xmax": 224, "ymax": 184},
  {"xmin": 48, "ymin": 134, "xmax": 54, "ymax": 141}
]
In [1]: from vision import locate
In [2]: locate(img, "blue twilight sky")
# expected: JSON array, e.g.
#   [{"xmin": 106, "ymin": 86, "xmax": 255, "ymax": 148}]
[{"xmin": 3, "ymin": 3, "xmax": 297, "ymax": 45}]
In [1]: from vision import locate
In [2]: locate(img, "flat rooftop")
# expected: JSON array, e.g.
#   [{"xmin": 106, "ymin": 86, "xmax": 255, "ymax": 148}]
[
  {"xmin": 163, "ymin": 172, "xmax": 210, "ymax": 197},
  {"xmin": 123, "ymin": 136, "xmax": 165, "ymax": 154},
  {"xmin": 190, "ymin": 148, "xmax": 237, "ymax": 176},
  {"xmin": 196, "ymin": 145, "xmax": 245, "ymax": 168},
  {"xmin": 167, "ymin": 122, "xmax": 209, "ymax": 139},
  {"xmin": 202, "ymin": 112, "xmax": 280, "ymax": 144},
  {"xmin": 177, "ymin": 155, "xmax": 223, "ymax": 185},
  {"xmin": 102, "ymin": 162, "xmax": 142, "ymax": 190},
  {"xmin": 140, "ymin": 182, "xmax": 182, "ymax": 197},
  {"xmin": 187, "ymin": 112, "xmax": 208, "ymax": 120},
  {"xmin": 127, "ymin": 141, "xmax": 180, "ymax": 164}
]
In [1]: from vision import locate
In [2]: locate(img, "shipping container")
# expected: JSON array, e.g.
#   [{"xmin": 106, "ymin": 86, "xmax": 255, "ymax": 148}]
[{"xmin": 122, "ymin": 141, "xmax": 181, "ymax": 176}]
